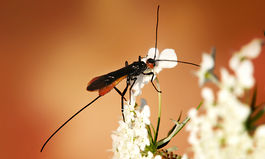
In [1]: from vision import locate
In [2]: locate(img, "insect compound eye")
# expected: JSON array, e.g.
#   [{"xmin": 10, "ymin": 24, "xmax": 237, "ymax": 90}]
[
  {"xmin": 147, "ymin": 58, "xmax": 155, "ymax": 64},
  {"xmin": 146, "ymin": 58, "xmax": 156, "ymax": 69}
]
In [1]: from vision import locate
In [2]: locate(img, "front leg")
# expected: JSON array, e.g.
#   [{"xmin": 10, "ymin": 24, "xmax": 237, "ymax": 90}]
[{"xmin": 142, "ymin": 72, "xmax": 162, "ymax": 93}]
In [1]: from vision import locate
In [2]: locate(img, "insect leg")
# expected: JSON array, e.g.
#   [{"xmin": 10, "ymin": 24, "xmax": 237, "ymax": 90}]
[
  {"xmin": 142, "ymin": 72, "xmax": 162, "ymax": 93},
  {"xmin": 128, "ymin": 77, "xmax": 137, "ymax": 103},
  {"xmin": 120, "ymin": 76, "xmax": 130, "ymax": 121},
  {"xmin": 114, "ymin": 87, "xmax": 127, "ymax": 101},
  {"xmin": 120, "ymin": 60, "xmax": 130, "ymax": 121}
]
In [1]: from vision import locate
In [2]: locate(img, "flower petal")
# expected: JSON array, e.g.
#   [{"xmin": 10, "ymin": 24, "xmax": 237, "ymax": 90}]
[
  {"xmin": 240, "ymin": 39, "xmax": 263, "ymax": 59},
  {"xmin": 157, "ymin": 49, "xmax": 178, "ymax": 69},
  {"xmin": 201, "ymin": 53, "xmax": 214, "ymax": 71},
  {"xmin": 202, "ymin": 87, "xmax": 214, "ymax": 104},
  {"xmin": 147, "ymin": 48, "xmax": 159, "ymax": 59},
  {"xmin": 236, "ymin": 60, "xmax": 254, "ymax": 88},
  {"xmin": 229, "ymin": 54, "xmax": 241, "ymax": 71},
  {"xmin": 132, "ymin": 74, "xmax": 152, "ymax": 96}
]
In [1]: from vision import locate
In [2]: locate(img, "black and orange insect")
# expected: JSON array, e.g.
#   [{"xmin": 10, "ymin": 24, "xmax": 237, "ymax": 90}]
[{"xmin": 40, "ymin": 5, "xmax": 199, "ymax": 152}]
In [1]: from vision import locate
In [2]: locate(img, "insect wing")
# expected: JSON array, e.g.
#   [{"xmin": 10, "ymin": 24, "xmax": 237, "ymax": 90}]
[{"xmin": 87, "ymin": 67, "xmax": 130, "ymax": 92}]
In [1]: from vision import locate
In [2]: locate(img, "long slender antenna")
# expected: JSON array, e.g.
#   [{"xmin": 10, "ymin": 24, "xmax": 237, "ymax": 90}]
[
  {"xmin": 40, "ymin": 95, "xmax": 101, "ymax": 152},
  {"xmin": 156, "ymin": 59, "xmax": 200, "ymax": 67},
  {"xmin": 154, "ymin": 5, "xmax": 160, "ymax": 60}
]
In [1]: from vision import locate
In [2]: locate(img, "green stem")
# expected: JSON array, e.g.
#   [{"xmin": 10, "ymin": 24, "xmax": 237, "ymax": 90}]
[{"xmin": 154, "ymin": 78, "xmax": 162, "ymax": 144}]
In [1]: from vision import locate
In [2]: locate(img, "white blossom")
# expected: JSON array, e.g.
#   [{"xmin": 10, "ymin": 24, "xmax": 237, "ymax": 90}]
[
  {"xmin": 239, "ymin": 39, "xmax": 263, "ymax": 59},
  {"xmin": 142, "ymin": 152, "xmax": 161, "ymax": 159},
  {"xmin": 230, "ymin": 39, "xmax": 263, "ymax": 71},
  {"xmin": 112, "ymin": 99, "xmax": 152, "ymax": 159},
  {"xmin": 254, "ymin": 125, "xmax": 265, "ymax": 159},
  {"xmin": 229, "ymin": 53, "xmax": 241, "ymax": 71},
  {"xmin": 112, "ymin": 99, "xmax": 161, "ymax": 159},
  {"xmin": 236, "ymin": 60, "xmax": 254, "ymax": 88},
  {"xmin": 181, "ymin": 154, "xmax": 188, "ymax": 159},
  {"xmin": 112, "ymin": 82, "xmax": 162, "ymax": 158},
  {"xmin": 196, "ymin": 49, "xmax": 215, "ymax": 86},
  {"xmin": 229, "ymin": 39, "xmax": 263, "ymax": 96},
  {"xmin": 220, "ymin": 68, "xmax": 240, "ymax": 94},
  {"xmin": 202, "ymin": 87, "xmax": 214, "ymax": 105}
]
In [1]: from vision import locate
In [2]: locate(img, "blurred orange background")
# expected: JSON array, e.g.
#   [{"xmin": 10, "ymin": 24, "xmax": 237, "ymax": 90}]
[{"xmin": 1, "ymin": 0, "xmax": 265, "ymax": 158}]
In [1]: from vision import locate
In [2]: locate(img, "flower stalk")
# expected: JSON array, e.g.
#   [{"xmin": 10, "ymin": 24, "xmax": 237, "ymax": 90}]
[{"xmin": 154, "ymin": 77, "xmax": 162, "ymax": 144}]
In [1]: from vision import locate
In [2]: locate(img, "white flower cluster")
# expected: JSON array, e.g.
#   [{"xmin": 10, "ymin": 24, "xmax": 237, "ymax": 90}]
[
  {"xmin": 112, "ymin": 48, "xmax": 177, "ymax": 159},
  {"xmin": 111, "ymin": 96, "xmax": 154, "ymax": 159},
  {"xmin": 187, "ymin": 39, "xmax": 264, "ymax": 159}
]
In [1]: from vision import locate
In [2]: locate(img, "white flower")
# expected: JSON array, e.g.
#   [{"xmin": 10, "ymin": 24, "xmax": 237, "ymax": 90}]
[
  {"xmin": 220, "ymin": 68, "xmax": 235, "ymax": 89},
  {"xmin": 188, "ymin": 108, "xmax": 198, "ymax": 119},
  {"xmin": 154, "ymin": 155, "xmax": 162, "ymax": 159},
  {"xmin": 141, "ymin": 152, "xmax": 161, "ymax": 159},
  {"xmin": 132, "ymin": 48, "xmax": 177, "ymax": 96},
  {"xmin": 140, "ymin": 105, "xmax": 151, "ymax": 125},
  {"xmin": 196, "ymin": 48, "xmax": 215, "ymax": 86},
  {"xmin": 229, "ymin": 39, "xmax": 263, "ymax": 95},
  {"xmin": 255, "ymin": 125, "xmax": 265, "ymax": 138},
  {"xmin": 239, "ymin": 39, "xmax": 263, "ymax": 59},
  {"xmin": 254, "ymin": 126, "xmax": 265, "ymax": 158},
  {"xmin": 147, "ymin": 48, "xmax": 178, "ymax": 73},
  {"xmin": 229, "ymin": 53, "xmax": 241, "ymax": 71},
  {"xmin": 220, "ymin": 68, "xmax": 244, "ymax": 96},
  {"xmin": 181, "ymin": 154, "xmax": 188, "ymax": 159},
  {"xmin": 229, "ymin": 39, "xmax": 263, "ymax": 71},
  {"xmin": 202, "ymin": 87, "xmax": 214, "ymax": 105},
  {"xmin": 236, "ymin": 60, "xmax": 254, "ymax": 88}
]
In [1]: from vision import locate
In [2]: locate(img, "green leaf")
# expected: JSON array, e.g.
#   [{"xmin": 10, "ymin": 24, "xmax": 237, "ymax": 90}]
[
  {"xmin": 146, "ymin": 125, "xmax": 154, "ymax": 144},
  {"xmin": 156, "ymin": 102, "xmax": 201, "ymax": 149},
  {"xmin": 250, "ymin": 103, "xmax": 265, "ymax": 124},
  {"xmin": 157, "ymin": 117, "xmax": 190, "ymax": 149},
  {"xmin": 196, "ymin": 101, "xmax": 203, "ymax": 110},
  {"xmin": 167, "ymin": 122, "xmax": 177, "ymax": 136},
  {"xmin": 151, "ymin": 123, "xmax": 156, "ymax": 137},
  {"xmin": 245, "ymin": 86, "xmax": 265, "ymax": 133},
  {"xmin": 166, "ymin": 112, "xmax": 182, "ymax": 137},
  {"xmin": 250, "ymin": 86, "xmax": 257, "ymax": 111},
  {"xmin": 177, "ymin": 111, "xmax": 182, "ymax": 122}
]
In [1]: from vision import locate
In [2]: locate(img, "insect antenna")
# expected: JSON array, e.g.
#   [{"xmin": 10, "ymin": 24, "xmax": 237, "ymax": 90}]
[
  {"xmin": 40, "ymin": 95, "xmax": 101, "ymax": 152},
  {"xmin": 156, "ymin": 59, "xmax": 200, "ymax": 67},
  {"xmin": 154, "ymin": 5, "xmax": 160, "ymax": 60}
]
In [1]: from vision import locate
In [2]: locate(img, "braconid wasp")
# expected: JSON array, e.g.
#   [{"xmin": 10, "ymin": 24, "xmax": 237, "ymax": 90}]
[{"xmin": 40, "ymin": 5, "xmax": 199, "ymax": 152}]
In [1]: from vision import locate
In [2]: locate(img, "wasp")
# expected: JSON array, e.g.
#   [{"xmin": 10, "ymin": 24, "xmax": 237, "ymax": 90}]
[{"xmin": 40, "ymin": 5, "xmax": 199, "ymax": 152}]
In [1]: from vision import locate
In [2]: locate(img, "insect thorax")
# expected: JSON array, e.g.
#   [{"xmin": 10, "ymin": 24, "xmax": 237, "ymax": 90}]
[{"xmin": 129, "ymin": 61, "xmax": 147, "ymax": 76}]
